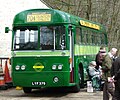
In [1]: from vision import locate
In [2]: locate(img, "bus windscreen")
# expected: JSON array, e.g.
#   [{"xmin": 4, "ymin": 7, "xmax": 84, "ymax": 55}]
[{"xmin": 13, "ymin": 26, "xmax": 66, "ymax": 50}]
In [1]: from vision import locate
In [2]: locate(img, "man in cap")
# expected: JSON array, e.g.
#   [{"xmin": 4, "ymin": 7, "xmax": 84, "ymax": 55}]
[{"xmin": 95, "ymin": 46, "xmax": 106, "ymax": 70}]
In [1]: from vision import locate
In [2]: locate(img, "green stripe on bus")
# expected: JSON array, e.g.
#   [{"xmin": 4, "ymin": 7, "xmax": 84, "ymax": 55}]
[
  {"xmin": 12, "ymin": 50, "xmax": 70, "ymax": 56},
  {"xmin": 75, "ymin": 44, "xmax": 100, "ymax": 55}
]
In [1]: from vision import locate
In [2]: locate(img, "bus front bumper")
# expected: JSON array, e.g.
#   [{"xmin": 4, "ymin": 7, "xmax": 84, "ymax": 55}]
[{"xmin": 12, "ymin": 71, "xmax": 74, "ymax": 88}]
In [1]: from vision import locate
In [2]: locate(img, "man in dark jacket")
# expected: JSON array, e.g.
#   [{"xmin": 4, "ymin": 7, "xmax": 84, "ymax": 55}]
[
  {"xmin": 111, "ymin": 50, "xmax": 120, "ymax": 100},
  {"xmin": 95, "ymin": 46, "xmax": 106, "ymax": 70}
]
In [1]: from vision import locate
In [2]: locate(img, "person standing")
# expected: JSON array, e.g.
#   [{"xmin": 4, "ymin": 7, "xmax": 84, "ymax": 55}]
[
  {"xmin": 102, "ymin": 48, "xmax": 117, "ymax": 100},
  {"xmin": 111, "ymin": 49, "xmax": 120, "ymax": 100},
  {"xmin": 95, "ymin": 46, "xmax": 106, "ymax": 70}
]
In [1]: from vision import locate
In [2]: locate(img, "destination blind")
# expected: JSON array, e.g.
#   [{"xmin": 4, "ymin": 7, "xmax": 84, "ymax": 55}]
[
  {"xmin": 27, "ymin": 13, "xmax": 51, "ymax": 22},
  {"xmin": 80, "ymin": 20, "xmax": 100, "ymax": 30}
]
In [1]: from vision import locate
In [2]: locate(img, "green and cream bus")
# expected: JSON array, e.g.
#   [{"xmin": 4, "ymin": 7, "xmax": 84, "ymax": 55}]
[{"xmin": 5, "ymin": 9, "xmax": 107, "ymax": 93}]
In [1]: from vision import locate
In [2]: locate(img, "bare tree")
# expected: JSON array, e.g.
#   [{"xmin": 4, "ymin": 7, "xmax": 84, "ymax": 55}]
[{"xmin": 40, "ymin": 0, "xmax": 120, "ymax": 49}]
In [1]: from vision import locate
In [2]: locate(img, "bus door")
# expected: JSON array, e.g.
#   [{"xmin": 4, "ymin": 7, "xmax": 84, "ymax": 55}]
[{"xmin": 69, "ymin": 25, "xmax": 74, "ymax": 83}]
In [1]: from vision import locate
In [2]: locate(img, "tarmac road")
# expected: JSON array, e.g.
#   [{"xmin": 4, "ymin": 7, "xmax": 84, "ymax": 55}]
[{"xmin": 0, "ymin": 87, "xmax": 104, "ymax": 100}]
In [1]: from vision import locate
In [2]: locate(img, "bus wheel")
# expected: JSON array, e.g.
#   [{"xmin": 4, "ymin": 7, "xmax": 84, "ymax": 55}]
[
  {"xmin": 71, "ymin": 84, "xmax": 80, "ymax": 93},
  {"xmin": 79, "ymin": 65, "xmax": 84, "ymax": 88},
  {"xmin": 23, "ymin": 87, "xmax": 32, "ymax": 93}
]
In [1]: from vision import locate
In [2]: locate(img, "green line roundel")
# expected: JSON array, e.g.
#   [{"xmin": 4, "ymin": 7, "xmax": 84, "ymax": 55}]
[{"xmin": 33, "ymin": 62, "xmax": 44, "ymax": 72}]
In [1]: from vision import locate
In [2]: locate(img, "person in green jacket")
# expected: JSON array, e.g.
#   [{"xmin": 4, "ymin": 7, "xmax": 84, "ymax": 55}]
[{"xmin": 102, "ymin": 48, "xmax": 117, "ymax": 100}]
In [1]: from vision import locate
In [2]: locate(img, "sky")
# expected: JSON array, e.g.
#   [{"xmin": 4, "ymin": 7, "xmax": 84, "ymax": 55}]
[{"xmin": 0, "ymin": 0, "xmax": 48, "ymax": 57}]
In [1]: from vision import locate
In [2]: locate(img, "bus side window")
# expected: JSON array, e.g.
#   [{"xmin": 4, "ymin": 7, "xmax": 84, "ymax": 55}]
[
  {"xmin": 89, "ymin": 31, "xmax": 92, "ymax": 45},
  {"xmin": 81, "ymin": 30, "xmax": 86, "ymax": 45},
  {"xmin": 94, "ymin": 34, "xmax": 97, "ymax": 45},
  {"xmin": 96, "ymin": 34, "xmax": 101, "ymax": 45},
  {"xmin": 101, "ymin": 33, "xmax": 106, "ymax": 45},
  {"xmin": 76, "ymin": 28, "xmax": 81, "ymax": 44},
  {"xmin": 81, "ymin": 29, "xmax": 92, "ymax": 45},
  {"xmin": 91, "ymin": 33, "xmax": 95, "ymax": 45},
  {"xmin": 86, "ymin": 33, "xmax": 89, "ymax": 44}
]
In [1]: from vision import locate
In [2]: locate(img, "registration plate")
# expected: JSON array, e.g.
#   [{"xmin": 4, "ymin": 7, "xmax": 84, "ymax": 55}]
[{"xmin": 32, "ymin": 82, "xmax": 46, "ymax": 86}]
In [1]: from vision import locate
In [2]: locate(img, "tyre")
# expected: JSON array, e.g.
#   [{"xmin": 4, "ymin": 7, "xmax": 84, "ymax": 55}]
[
  {"xmin": 71, "ymin": 84, "xmax": 80, "ymax": 93},
  {"xmin": 23, "ymin": 87, "xmax": 32, "ymax": 93},
  {"xmin": 79, "ymin": 65, "xmax": 84, "ymax": 88}
]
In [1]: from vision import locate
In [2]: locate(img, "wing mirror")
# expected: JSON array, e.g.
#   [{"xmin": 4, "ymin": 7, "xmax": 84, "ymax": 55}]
[{"xmin": 5, "ymin": 27, "xmax": 10, "ymax": 33}]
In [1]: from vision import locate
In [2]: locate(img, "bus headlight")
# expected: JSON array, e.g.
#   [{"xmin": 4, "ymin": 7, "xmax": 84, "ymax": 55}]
[
  {"xmin": 21, "ymin": 65, "xmax": 26, "ymax": 70},
  {"xmin": 58, "ymin": 65, "xmax": 63, "ymax": 70},
  {"xmin": 15, "ymin": 65, "xmax": 20, "ymax": 70},
  {"xmin": 53, "ymin": 77, "xmax": 59, "ymax": 83},
  {"xmin": 52, "ymin": 65, "xmax": 57, "ymax": 70}
]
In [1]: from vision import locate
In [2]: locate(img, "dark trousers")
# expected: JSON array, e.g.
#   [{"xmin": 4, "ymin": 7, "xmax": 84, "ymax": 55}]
[
  {"xmin": 103, "ymin": 81, "xmax": 116, "ymax": 100},
  {"xmin": 114, "ymin": 82, "xmax": 120, "ymax": 100}
]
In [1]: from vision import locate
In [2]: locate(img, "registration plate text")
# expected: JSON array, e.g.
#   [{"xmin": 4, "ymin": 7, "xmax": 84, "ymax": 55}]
[{"xmin": 32, "ymin": 82, "xmax": 46, "ymax": 86}]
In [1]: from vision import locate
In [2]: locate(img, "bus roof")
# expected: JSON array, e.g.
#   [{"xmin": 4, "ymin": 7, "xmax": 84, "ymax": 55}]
[{"xmin": 13, "ymin": 9, "xmax": 106, "ymax": 32}]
